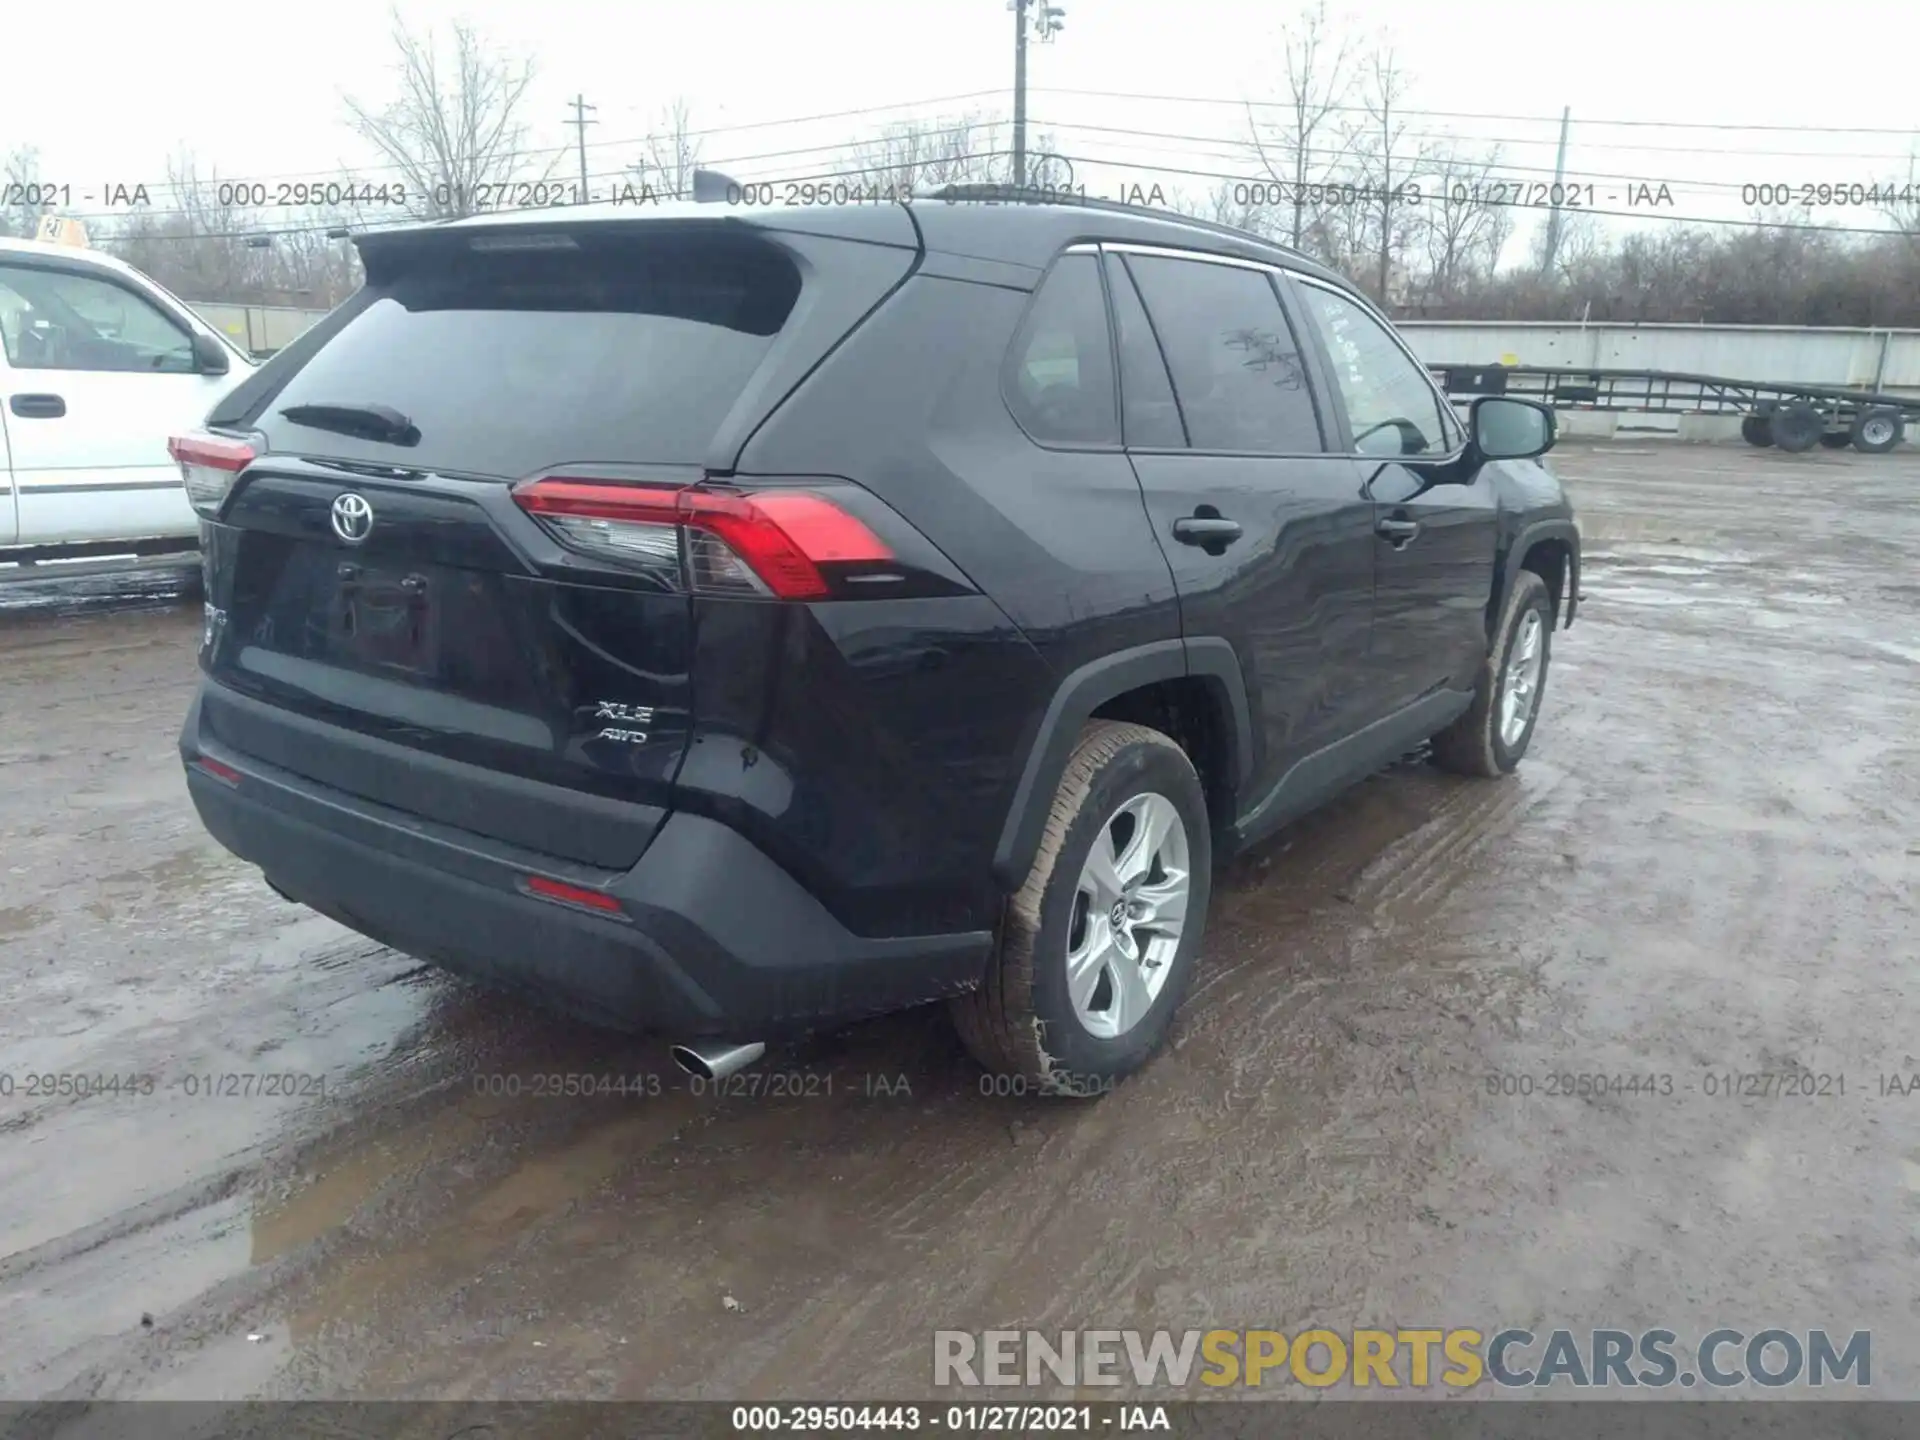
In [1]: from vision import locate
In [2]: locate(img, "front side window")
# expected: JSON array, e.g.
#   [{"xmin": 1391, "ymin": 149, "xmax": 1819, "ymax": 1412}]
[
  {"xmin": 0, "ymin": 263, "xmax": 197, "ymax": 373},
  {"xmin": 1123, "ymin": 254, "xmax": 1322, "ymax": 454},
  {"xmin": 1295, "ymin": 282, "xmax": 1451, "ymax": 458},
  {"xmin": 1003, "ymin": 253, "xmax": 1118, "ymax": 446}
]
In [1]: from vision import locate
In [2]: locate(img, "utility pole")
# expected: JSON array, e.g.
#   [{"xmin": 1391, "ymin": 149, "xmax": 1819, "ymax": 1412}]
[
  {"xmin": 1012, "ymin": 0, "xmax": 1030, "ymax": 188},
  {"xmin": 1010, "ymin": 0, "xmax": 1066, "ymax": 190},
  {"xmin": 566, "ymin": 95, "xmax": 598, "ymax": 202},
  {"xmin": 1541, "ymin": 106, "xmax": 1572, "ymax": 276},
  {"xmin": 1377, "ymin": 88, "xmax": 1391, "ymax": 305}
]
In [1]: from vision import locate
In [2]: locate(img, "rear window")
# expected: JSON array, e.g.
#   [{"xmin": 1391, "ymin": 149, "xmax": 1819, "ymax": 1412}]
[{"xmin": 257, "ymin": 229, "xmax": 802, "ymax": 477}]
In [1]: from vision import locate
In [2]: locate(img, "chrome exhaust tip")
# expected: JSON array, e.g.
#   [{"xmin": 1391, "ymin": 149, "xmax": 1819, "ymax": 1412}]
[{"xmin": 669, "ymin": 1040, "xmax": 767, "ymax": 1081}]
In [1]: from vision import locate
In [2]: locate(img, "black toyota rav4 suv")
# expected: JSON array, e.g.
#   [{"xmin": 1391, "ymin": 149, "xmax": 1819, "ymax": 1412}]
[{"xmin": 174, "ymin": 192, "xmax": 1578, "ymax": 1091}]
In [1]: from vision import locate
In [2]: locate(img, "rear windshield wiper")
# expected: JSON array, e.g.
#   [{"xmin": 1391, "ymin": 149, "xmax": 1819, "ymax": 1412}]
[{"xmin": 278, "ymin": 402, "xmax": 421, "ymax": 447}]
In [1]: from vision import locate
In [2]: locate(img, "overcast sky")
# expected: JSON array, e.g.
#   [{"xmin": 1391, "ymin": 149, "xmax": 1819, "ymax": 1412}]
[{"xmin": 8, "ymin": 0, "xmax": 1919, "ymax": 250}]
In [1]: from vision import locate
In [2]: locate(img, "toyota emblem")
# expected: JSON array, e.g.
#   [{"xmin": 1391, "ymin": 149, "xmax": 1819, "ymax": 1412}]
[{"xmin": 330, "ymin": 492, "xmax": 373, "ymax": 544}]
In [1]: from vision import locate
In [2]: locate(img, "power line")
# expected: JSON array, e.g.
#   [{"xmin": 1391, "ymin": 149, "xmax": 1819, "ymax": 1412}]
[
  {"xmin": 1367, "ymin": 132, "xmax": 1920, "ymax": 163},
  {"xmin": 33, "ymin": 92, "xmax": 1917, "ymax": 223},
  {"xmin": 82, "ymin": 148, "xmax": 1917, "ymax": 249},
  {"xmin": 1026, "ymin": 119, "xmax": 1920, "ymax": 211},
  {"xmin": 1040, "ymin": 147, "xmax": 1911, "ymax": 236},
  {"xmin": 44, "ymin": 117, "xmax": 1009, "ymax": 230},
  {"xmin": 83, "ymin": 110, "xmax": 1823, "ymax": 235},
  {"xmin": 36, "ymin": 89, "xmax": 1020, "ymax": 203},
  {"xmin": 1030, "ymin": 114, "xmax": 1920, "ymax": 165},
  {"xmin": 1029, "ymin": 86, "xmax": 1920, "ymax": 137}
]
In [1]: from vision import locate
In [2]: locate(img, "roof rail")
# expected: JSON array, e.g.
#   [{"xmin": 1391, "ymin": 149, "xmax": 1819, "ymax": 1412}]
[{"xmin": 913, "ymin": 182, "xmax": 1308, "ymax": 260}]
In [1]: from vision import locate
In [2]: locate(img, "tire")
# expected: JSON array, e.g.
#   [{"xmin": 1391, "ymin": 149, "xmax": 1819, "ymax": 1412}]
[
  {"xmin": 1770, "ymin": 401, "xmax": 1825, "ymax": 453},
  {"xmin": 1740, "ymin": 414, "xmax": 1774, "ymax": 447},
  {"xmin": 1430, "ymin": 569, "xmax": 1553, "ymax": 779},
  {"xmin": 951, "ymin": 721, "xmax": 1212, "ymax": 1093},
  {"xmin": 1850, "ymin": 405, "xmax": 1904, "ymax": 454},
  {"xmin": 1818, "ymin": 432, "xmax": 1852, "ymax": 449}
]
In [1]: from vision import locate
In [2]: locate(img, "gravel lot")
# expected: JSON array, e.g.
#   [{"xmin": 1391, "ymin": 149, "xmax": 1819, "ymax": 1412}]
[{"xmin": 2, "ymin": 440, "xmax": 1915, "ymax": 1403}]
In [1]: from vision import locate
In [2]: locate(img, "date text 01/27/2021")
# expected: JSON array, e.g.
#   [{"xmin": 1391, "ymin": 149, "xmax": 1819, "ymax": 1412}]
[
  {"xmin": 1475, "ymin": 1070, "xmax": 1905, "ymax": 1099},
  {"xmin": 729, "ymin": 1405, "xmax": 1171, "ymax": 1432},
  {"xmin": 466, "ymin": 1071, "xmax": 916, "ymax": 1100},
  {"xmin": 0, "ymin": 1072, "xmax": 328, "ymax": 1100}
]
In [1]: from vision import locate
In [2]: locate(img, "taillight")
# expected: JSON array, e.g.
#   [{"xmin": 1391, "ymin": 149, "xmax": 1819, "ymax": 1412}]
[
  {"xmin": 168, "ymin": 432, "xmax": 256, "ymax": 518},
  {"xmin": 512, "ymin": 479, "xmax": 892, "ymax": 600}
]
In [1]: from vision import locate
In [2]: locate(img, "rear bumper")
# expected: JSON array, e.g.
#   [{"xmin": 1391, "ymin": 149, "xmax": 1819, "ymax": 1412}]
[{"xmin": 180, "ymin": 682, "xmax": 992, "ymax": 1037}]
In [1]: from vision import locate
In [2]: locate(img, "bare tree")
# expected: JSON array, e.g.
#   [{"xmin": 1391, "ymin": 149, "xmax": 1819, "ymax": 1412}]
[
  {"xmin": 1883, "ymin": 146, "xmax": 1920, "ymax": 244},
  {"xmin": 1168, "ymin": 180, "xmax": 1280, "ymax": 239},
  {"xmin": 1246, "ymin": 1, "xmax": 1355, "ymax": 252},
  {"xmin": 1409, "ymin": 143, "xmax": 1512, "ymax": 308},
  {"xmin": 1527, "ymin": 208, "xmax": 1602, "ymax": 285},
  {"xmin": 854, "ymin": 112, "xmax": 1005, "ymax": 194},
  {"xmin": 628, "ymin": 98, "xmax": 703, "ymax": 200},
  {"xmin": 109, "ymin": 151, "xmax": 360, "ymax": 308},
  {"xmin": 1346, "ymin": 46, "xmax": 1422, "ymax": 304},
  {"xmin": 343, "ymin": 10, "xmax": 550, "ymax": 220},
  {"xmin": 2, "ymin": 147, "xmax": 50, "ymax": 238}
]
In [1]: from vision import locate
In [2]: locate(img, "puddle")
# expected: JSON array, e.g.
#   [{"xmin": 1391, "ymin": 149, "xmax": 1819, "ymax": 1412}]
[
  {"xmin": 1868, "ymin": 639, "xmax": 1920, "ymax": 666},
  {"xmin": 0, "ymin": 1193, "xmax": 254, "ymax": 1394},
  {"xmin": 1586, "ymin": 586, "xmax": 1744, "ymax": 608},
  {"xmin": 0, "ymin": 563, "xmax": 201, "ymax": 618},
  {"xmin": 1770, "ymin": 591, "xmax": 1842, "ymax": 606}
]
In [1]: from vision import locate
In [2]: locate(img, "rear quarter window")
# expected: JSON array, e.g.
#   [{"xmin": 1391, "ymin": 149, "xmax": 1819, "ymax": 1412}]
[{"xmin": 1002, "ymin": 253, "xmax": 1118, "ymax": 447}]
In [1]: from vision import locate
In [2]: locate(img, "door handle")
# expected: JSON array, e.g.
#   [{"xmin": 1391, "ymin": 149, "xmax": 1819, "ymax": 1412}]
[
  {"xmin": 1172, "ymin": 516, "xmax": 1243, "ymax": 548},
  {"xmin": 9, "ymin": 393, "xmax": 66, "ymax": 419},
  {"xmin": 1375, "ymin": 516, "xmax": 1421, "ymax": 547}
]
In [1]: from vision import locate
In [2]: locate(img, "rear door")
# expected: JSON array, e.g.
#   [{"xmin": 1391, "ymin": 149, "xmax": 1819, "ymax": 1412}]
[
  {"xmin": 0, "ymin": 257, "xmax": 228, "ymax": 546},
  {"xmin": 1288, "ymin": 275, "xmax": 1497, "ymax": 709},
  {"xmin": 1109, "ymin": 245, "xmax": 1375, "ymax": 823},
  {"xmin": 197, "ymin": 219, "xmax": 911, "ymax": 870}
]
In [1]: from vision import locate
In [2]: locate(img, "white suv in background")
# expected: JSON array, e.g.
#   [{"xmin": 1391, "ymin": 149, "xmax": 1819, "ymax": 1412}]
[{"xmin": 0, "ymin": 236, "xmax": 253, "ymax": 564}]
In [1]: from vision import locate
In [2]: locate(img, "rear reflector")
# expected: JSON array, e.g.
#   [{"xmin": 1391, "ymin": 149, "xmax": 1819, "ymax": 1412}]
[
  {"xmin": 168, "ymin": 433, "xmax": 256, "ymax": 518},
  {"xmin": 523, "ymin": 874, "xmax": 625, "ymax": 915},
  {"xmin": 192, "ymin": 756, "xmax": 243, "ymax": 786},
  {"xmin": 513, "ymin": 479, "xmax": 891, "ymax": 600}
]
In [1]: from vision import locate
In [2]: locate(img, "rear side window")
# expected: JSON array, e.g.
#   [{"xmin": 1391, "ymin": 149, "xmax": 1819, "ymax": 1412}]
[
  {"xmin": 1123, "ymin": 254, "xmax": 1322, "ymax": 455},
  {"xmin": 258, "ymin": 230, "xmax": 802, "ymax": 477},
  {"xmin": 1003, "ymin": 254, "xmax": 1118, "ymax": 447}
]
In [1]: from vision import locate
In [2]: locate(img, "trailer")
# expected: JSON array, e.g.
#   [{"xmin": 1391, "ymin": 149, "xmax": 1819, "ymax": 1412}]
[{"xmin": 1428, "ymin": 363, "xmax": 1919, "ymax": 453}]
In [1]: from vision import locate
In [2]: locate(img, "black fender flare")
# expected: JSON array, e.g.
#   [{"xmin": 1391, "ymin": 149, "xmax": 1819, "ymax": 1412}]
[
  {"xmin": 990, "ymin": 637, "xmax": 1254, "ymax": 889},
  {"xmin": 1499, "ymin": 518, "xmax": 1582, "ymax": 630}
]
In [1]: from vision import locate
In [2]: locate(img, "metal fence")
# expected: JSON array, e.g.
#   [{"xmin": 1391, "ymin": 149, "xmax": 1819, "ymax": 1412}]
[
  {"xmin": 1395, "ymin": 321, "xmax": 1920, "ymax": 399},
  {"xmin": 185, "ymin": 302, "xmax": 332, "ymax": 358}
]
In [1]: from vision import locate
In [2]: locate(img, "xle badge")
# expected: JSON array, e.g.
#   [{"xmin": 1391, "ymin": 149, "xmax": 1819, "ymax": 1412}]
[{"xmin": 593, "ymin": 701, "xmax": 654, "ymax": 745}]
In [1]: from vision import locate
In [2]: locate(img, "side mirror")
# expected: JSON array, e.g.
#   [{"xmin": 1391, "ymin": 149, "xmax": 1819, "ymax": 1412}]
[
  {"xmin": 191, "ymin": 332, "xmax": 231, "ymax": 376},
  {"xmin": 1470, "ymin": 395, "xmax": 1554, "ymax": 460}
]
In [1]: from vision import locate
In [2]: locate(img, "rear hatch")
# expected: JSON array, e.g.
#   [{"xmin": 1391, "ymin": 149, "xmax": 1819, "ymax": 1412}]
[{"xmin": 192, "ymin": 214, "xmax": 917, "ymax": 870}]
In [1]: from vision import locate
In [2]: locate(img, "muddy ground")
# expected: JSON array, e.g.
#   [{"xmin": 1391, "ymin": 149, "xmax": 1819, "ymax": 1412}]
[{"xmin": 1, "ymin": 441, "xmax": 1916, "ymax": 1404}]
